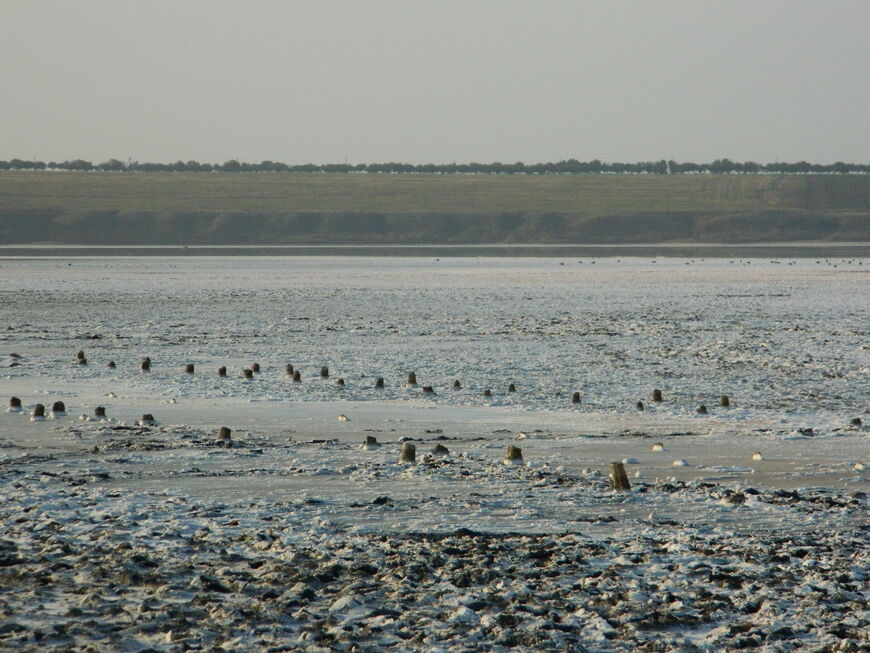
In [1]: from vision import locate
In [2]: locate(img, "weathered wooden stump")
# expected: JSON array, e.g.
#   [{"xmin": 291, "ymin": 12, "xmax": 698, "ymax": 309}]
[
  {"xmin": 407, "ymin": 372, "xmax": 417, "ymax": 386},
  {"xmin": 141, "ymin": 357, "xmax": 151, "ymax": 371},
  {"xmin": 508, "ymin": 383, "xmax": 516, "ymax": 393},
  {"xmin": 652, "ymin": 389, "xmax": 663, "ymax": 402},
  {"xmin": 107, "ymin": 361, "xmax": 116, "ymax": 369},
  {"xmin": 140, "ymin": 413, "xmax": 156, "ymax": 425},
  {"xmin": 572, "ymin": 392, "xmax": 581, "ymax": 404},
  {"xmin": 697, "ymin": 405, "xmax": 708, "ymax": 414},
  {"xmin": 243, "ymin": 368, "xmax": 254, "ymax": 379},
  {"xmin": 431, "ymin": 444, "xmax": 450, "ymax": 456},
  {"xmin": 336, "ymin": 378, "xmax": 345, "ymax": 387},
  {"xmin": 422, "ymin": 386, "xmax": 435, "ymax": 394},
  {"xmin": 609, "ymin": 462, "xmax": 631, "ymax": 491},
  {"xmin": 292, "ymin": 371, "xmax": 302, "ymax": 382},
  {"xmin": 51, "ymin": 401, "xmax": 66, "ymax": 414},
  {"xmin": 94, "ymin": 406, "xmax": 106, "ymax": 418},
  {"xmin": 483, "ymin": 389, "xmax": 492, "ymax": 397},
  {"xmin": 363, "ymin": 435, "xmax": 380, "ymax": 450},
  {"xmin": 9, "ymin": 396, "xmax": 22, "ymax": 410},
  {"xmin": 184, "ymin": 364, "xmax": 195, "ymax": 374},
  {"xmin": 32, "ymin": 403, "xmax": 45, "ymax": 418},
  {"xmin": 320, "ymin": 366, "xmax": 329, "ymax": 378},
  {"xmin": 504, "ymin": 445, "xmax": 524, "ymax": 465},
  {"xmin": 251, "ymin": 363, "xmax": 260, "ymax": 373},
  {"xmin": 218, "ymin": 366, "xmax": 227, "ymax": 377},
  {"xmin": 719, "ymin": 395, "xmax": 731, "ymax": 407},
  {"xmin": 636, "ymin": 401, "xmax": 645, "ymax": 411},
  {"xmin": 453, "ymin": 380, "xmax": 461, "ymax": 389},
  {"xmin": 375, "ymin": 377, "xmax": 385, "ymax": 389},
  {"xmin": 285, "ymin": 363, "xmax": 294, "ymax": 375},
  {"xmin": 218, "ymin": 427, "xmax": 232, "ymax": 442},
  {"xmin": 399, "ymin": 442, "xmax": 416, "ymax": 463}
]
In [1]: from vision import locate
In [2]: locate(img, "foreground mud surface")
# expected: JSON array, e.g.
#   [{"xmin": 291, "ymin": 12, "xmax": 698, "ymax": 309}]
[{"xmin": 1, "ymin": 439, "xmax": 867, "ymax": 652}]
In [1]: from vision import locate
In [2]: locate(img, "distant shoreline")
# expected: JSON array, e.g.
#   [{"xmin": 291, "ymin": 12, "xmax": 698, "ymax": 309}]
[
  {"xmin": 2, "ymin": 243, "xmax": 868, "ymax": 258},
  {"xmin": 2, "ymin": 171, "xmax": 868, "ymax": 247}
]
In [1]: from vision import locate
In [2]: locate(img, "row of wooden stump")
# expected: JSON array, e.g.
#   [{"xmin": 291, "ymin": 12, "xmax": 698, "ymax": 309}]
[{"xmin": 72, "ymin": 351, "xmax": 737, "ymax": 408}]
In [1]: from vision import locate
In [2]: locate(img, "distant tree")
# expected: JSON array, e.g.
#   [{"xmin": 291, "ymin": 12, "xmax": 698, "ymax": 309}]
[{"xmin": 97, "ymin": 159, "xmax": 126, "ymax": 171}]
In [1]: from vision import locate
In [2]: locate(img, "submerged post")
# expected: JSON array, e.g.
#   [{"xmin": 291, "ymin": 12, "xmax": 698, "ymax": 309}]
[
  {"xmin": 399, "ymin": 442, "xmax": 416, "ymax": 463},
  {"xmin": 609, "ymin": 462, "xmax": 631, "ymax": 491},
  {"xmin": 504, "ymin": 445, "xmax": 524, "ymax": 465}
]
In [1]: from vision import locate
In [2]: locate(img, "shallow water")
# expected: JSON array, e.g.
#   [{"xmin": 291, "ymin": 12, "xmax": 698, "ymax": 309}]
[
  {"xmin": 1, "ymin": 256, "xmax": 867, "ymax": 651},
  {"xmin": 2, "ymin": 256, "xmax": 867, "ymax": 418}
]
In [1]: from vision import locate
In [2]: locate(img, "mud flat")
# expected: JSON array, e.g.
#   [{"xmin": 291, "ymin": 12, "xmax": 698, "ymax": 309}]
[{"xmin": 0, "ymin": 256, "xmax": 867, "ymax": 650}]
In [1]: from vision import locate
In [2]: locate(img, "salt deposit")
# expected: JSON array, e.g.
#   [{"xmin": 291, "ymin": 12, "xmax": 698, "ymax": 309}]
[{"xmin": 0, "ymin": 255, "xmax": 866, "ymax": 650}]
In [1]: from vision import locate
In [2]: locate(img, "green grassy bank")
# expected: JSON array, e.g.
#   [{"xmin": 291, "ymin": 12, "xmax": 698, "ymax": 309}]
[{"xmin": 1, "ymin": 171, "xmax": 867, "ymax": 244}]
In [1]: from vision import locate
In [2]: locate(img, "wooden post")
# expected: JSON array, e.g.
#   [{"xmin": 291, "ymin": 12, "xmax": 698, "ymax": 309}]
[
  {"xmin": 504, "ymin": 445, "xmax": 524, "ymax": 465},
  {"xmin": 320, "ymin": 366, "xmax": 329, "ymax": 378},
  {"xmin": 407, "ymin": 372, "xmax": 417, "ymax": 386},
  {"xmin": 652, "ymin": 389, "xmax": 663, "ymax": 402},
  {"xmin": 609, "ymin": 462, "xmax": 631, "ymax": 491},
  {"xmin": 399, "ymin": 442, "xmax": 416, "ymax": 463},
  {"xmin": 375, "ymin": 377, "xmax": 385, "ymax": 389},
  {"xmin": 184, "ymin": 363, "xmax": 195, "ymax": 374}
]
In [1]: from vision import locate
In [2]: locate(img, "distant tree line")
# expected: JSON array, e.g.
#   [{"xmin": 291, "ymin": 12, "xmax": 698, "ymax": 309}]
[{"xmin": 0, "ymin": 157, "xmax": 867, "ymax": 174}]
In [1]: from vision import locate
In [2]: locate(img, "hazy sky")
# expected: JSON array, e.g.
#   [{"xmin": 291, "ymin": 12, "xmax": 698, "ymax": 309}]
[{"xmin": 2, "ymin": 1, "xmax": 868, "ymax": 164}]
